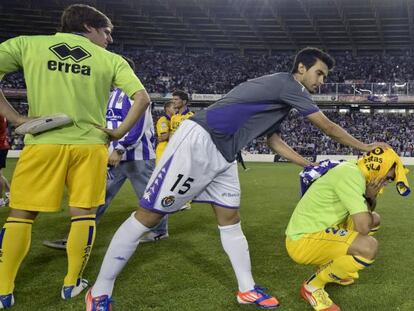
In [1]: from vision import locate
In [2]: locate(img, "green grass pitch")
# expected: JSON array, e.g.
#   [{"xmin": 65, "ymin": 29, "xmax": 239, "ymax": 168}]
[{"xmin": 1, "ymin": 160, "xmax": 413, "ymax": 311}]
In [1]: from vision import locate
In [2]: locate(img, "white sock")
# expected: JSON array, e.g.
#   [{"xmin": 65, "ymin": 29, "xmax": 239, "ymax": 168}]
[
  {"xmin": 92, "ymin": 213, "xmax": 150, "ymax": 297},
  {"xmin": 219, "ymin": 222, "xmax": 255, "ymax": 292}
]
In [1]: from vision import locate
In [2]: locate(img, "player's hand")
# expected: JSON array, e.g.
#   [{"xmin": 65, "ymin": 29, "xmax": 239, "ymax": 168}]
[
  {"xmin": 108, "ymin": 150, "xmax": 122, "ymax": 167},
  {"xmin": 365, "ymin": 177, "xmax": 384, "ymax": 199},
  {"xmin": 364, "ymin": 142, "xmax": 391, "ymax": 152},
  {"xmin": 96, "ymin": 125, "xmax": 125, "ymax": 141}
]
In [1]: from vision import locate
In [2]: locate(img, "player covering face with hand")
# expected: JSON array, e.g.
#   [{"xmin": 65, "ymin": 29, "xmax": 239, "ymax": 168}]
[{"xmin": 286, "ymin": 147, "xmax": 410, "ymax": 311}]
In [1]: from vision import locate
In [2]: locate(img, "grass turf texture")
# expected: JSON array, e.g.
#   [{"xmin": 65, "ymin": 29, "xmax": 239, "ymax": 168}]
[{"xmin": 1, "ymin": 160, "xmax": 413, "ymax": 311}]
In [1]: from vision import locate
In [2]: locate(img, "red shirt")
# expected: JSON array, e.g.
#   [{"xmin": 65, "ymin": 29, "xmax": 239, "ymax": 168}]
[{"xmin": 0, "ymin": 115, "xmax": 10, "ymax": 150}]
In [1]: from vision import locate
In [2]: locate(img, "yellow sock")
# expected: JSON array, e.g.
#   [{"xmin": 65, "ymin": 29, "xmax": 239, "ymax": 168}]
[
  {"xmin": 0, "ymin": 217, "xmax": 33, "ymax": 294},
  {"xmin": 64, "ymin": 215, "xmax": 96, "ymax": 286},
  {"xmin": 308, "ymin": 255, "xmax": 374, "ymax": 288}
]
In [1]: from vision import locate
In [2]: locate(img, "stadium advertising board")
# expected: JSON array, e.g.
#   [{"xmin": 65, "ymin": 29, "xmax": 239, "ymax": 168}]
[
  {"xmin": 2, "ymin": 88, "xmax": 27, "ymax": 98},
  {"xmin": 311, "ymin": 95, "xmax": 338, "ymax": 102},
  {"xmin": 191, "ymin": 94, "xmax": 224, "ymax": 101}
]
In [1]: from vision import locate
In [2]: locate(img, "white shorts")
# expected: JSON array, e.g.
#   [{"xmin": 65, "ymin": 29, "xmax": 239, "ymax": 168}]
[{"xmin": 140, "ymin": 120, "xmax": 240, "ymax": 214}]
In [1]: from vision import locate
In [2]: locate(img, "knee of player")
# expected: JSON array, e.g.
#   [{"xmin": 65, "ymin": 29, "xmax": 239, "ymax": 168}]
[
  {"xmin": 213, "ymin": 205, "xmax": 240, "ymax": 226},
  {"xmin": 136, "ymin": 206, "xmax": 165, "ymax": 227},
  {"xmin": 360, "ymin": 236, "xmax": 378, "ymax": 260},
  {"xmin": 371, "ymin": 212, "xmax": 381, "ymax": 228},
  {"xmin": 350, "ymin": 235, "xmax": 378, "ymax": 260}
]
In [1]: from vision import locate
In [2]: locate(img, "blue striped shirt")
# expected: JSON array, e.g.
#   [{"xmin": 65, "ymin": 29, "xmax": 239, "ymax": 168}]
[{"xmin": 106, "ymin": 88, "xmax": 155, "ymax": 161}]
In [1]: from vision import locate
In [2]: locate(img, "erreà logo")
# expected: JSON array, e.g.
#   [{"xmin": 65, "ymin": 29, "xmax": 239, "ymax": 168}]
[
  {"xmin": 47, "ymin": 43, "xmax": 92, "ymax": 76},
  {"xmin": 49, "ymin": 43, "xmax": 91, "ymax": 62}
]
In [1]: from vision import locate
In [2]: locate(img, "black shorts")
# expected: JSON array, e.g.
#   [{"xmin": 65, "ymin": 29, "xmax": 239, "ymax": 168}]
[{"xmin": 0, "ymin": 149, "xmax": 8, "ymax": 169}]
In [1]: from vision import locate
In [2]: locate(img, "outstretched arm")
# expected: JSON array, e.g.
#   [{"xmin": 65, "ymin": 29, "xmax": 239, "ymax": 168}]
[
  {"xmin": 267, "ymin": 133, "xmax": 314, "ymax": 167},
  {"xmin": 306, "ymin": 111, "xmax": 389, "ymax": 152}
]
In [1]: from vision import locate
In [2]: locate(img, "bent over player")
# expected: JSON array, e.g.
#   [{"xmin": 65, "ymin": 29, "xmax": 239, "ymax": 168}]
[{"xmin": 87, "ymin": 47, "xmax": 388, "ymax": 310}]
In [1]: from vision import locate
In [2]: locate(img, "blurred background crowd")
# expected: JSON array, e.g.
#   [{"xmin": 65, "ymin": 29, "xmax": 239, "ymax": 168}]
[
  {"xmin": 2, "ymin": 50, "xmax": 414, "ymax": 157},
  {"xmin": 2, "ymin": 51, "xmax": 414, "ymax": 94}
]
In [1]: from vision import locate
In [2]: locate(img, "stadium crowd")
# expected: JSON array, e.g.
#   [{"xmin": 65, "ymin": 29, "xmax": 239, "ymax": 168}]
[
  {"xmin": 2, "ymin": 50, "xmax": 414, "ymax": 156},
  {"xmin": 244, "ymin": 110, "xmax": 414, "ymax": 157},
  {"xmin": 2, "ymin": 51, "xmax": 414, "ymax": 93},
  {"xmin": 0, "ymin": 72, "xmax": 25, "ymax": 89},
  {"xmin": 5, "ymin": 102, "xmax": 414, "ymax": 157}
]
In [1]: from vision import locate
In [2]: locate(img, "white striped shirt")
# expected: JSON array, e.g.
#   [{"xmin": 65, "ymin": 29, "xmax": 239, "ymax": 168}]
[{"xmin": 106, "ymin": 88, "xmax": 155, "ymax": 161}]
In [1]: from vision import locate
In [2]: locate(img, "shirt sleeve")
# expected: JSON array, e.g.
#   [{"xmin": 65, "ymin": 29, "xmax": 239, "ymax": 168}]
[
  {"xmin": 280, "ymin": 78, "xmax": 319, "ymax": 116},
  {"xmin": 112, "ymin": 55, "xmax": 145, "ymax": 99},
  {"xmin": 0, "ymin": 37, "xmax": 24, "ymax": 80},
  {"xmin": 118, "ymin": 97, "xmax": 145, "ymax": 149},
  {"xmin": 334, "ymin": 168, "xmax": 368, "ymax": 215},
  {"xmin": 156, "ymin": 117, "xmax": 169, "ymax": 136}
]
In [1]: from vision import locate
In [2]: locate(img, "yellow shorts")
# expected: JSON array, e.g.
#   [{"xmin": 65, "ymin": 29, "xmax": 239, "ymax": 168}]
[
  {"xmin": 286, "ymin": 221, "xmax": 358, "ymax": 266},
  {"xmin": 10, "ymin": 144, "xmax": 108, "ymax": 212},
  {"xmin": 155, "ymin": 142, "xmax": 167, "ymax": 165}
]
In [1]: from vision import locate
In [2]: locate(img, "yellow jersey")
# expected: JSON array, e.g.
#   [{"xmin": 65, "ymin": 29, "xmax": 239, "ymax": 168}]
[
  {"xmin": 170, "ymin": 108, "xmax": 194, "ymax": 135},
  {"xmin": 155, "ymin": 115, "xmax": 171, "ymax": 163}
]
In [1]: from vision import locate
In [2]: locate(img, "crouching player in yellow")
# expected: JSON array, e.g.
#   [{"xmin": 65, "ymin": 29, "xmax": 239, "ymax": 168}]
[
  {"xmin": 285, "ymin": 147, "xmax": 410, "ymax": 311},
  {"xmin": 155, "ymin": 101, "xmax": 175, "ymax": 164}
]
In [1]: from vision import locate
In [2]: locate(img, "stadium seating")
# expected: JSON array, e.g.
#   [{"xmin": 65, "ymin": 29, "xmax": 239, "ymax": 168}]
[{"xmin": 2, "ymin": 52, "xmax": 414, "ymax": 156}]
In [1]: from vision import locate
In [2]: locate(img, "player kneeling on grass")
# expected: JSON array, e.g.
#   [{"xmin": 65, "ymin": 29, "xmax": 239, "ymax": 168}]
[{"xmin": 285, "ymin": 147, "xmax": 410, "ymax": 311}]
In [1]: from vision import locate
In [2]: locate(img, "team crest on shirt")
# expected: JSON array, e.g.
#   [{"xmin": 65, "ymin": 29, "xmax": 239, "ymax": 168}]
[{"xmin": 161, "ymin": 195, "xmax": 175, "ymax": 208}]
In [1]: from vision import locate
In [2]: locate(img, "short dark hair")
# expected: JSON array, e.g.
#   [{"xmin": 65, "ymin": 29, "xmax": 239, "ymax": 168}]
[
  {"xmin": 172, "ymin": 90, "xmax": 189, "ymax": 102},
  {"xmin": 61, "ymin": 4, "xmax": 113, "ymax": 33},
  {"xmin": 122, "ymin": 56, "xmax": 135, "ymax": 71},
  {"xmin": 291, "ymin": 47, "xmax": 334, "ymax": 73},
  {"xmin": 164, "ymin": 100, "xmax": 173, "ymax": 111}
]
